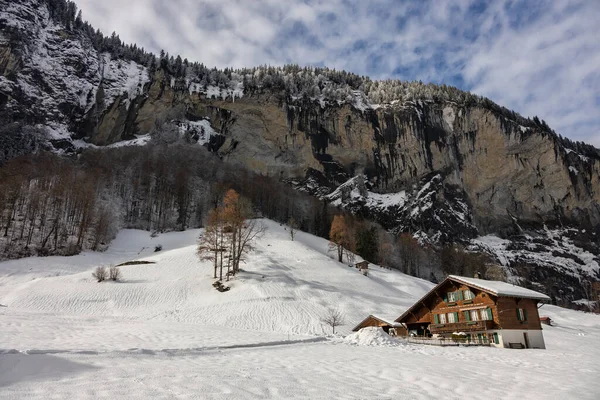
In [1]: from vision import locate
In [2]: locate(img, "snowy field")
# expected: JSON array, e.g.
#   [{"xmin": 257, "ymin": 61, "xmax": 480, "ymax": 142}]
[{"xmin": 1, "ymin": 220, "xmax": 599, "ymax": 399}]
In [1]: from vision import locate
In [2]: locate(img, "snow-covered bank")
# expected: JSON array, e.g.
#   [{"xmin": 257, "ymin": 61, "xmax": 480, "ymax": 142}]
[{"xmin": 1, "ymin": 219, "xmax": 599, "ymax": 399}]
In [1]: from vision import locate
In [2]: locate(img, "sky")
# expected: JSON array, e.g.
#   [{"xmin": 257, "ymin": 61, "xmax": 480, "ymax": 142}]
[{"xmin": 73, "ymin": 0, "xmax": 600, "ymax": 145}]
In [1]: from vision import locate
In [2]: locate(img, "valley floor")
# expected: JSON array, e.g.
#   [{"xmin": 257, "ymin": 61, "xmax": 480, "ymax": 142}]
[{"xmin": 1, "ymin": 220, "xmax": 599, "ymax": 399}]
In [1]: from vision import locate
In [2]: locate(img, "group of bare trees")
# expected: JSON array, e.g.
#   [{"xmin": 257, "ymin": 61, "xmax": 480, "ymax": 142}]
[
  {"xmin": 326, "ymin": 213, "xmax": 498, "ymax": 284},
  {"xmin": 198, "ymin": 189, "xmax": 265, "ymax": 281},
  {"xmin": 92, "ymin": 265, "xmax": 121, "ymax": 282},
  {"xmin": 0, "ymin": 140, "xmax": 335, "ymax": 260},
  {"xmin": 328, "ymin": 215, "xmax": 356, "ymax": 263},
  {"xmin": 327, "ymin": 215, "xmax": 423, "ymax": 272},
  {"xmin": 0, "ymin": 154, "xmax": 120, "ymax": 258}
]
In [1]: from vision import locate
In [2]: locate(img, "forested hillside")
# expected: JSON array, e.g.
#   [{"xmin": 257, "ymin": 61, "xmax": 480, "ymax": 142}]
[{"xmin": 0, "ymin": 145, "xmax": 331, "ymax": 258}]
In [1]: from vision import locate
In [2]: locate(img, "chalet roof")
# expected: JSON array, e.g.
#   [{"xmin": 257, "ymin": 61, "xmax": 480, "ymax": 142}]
[
  {"xmin": 448, "ymin": 275, "xmax": 551, "ymax": 301},
  {"xmin": 352, "ymin": 314, "xmax": 403, "ymax": 331},
  {"xmin": 371, "ymin": 315, "xmax": 403, "ymax": 326},
  {"xmin": 395, "ymin": 275, "xmax": 551, "ymax": 323}
]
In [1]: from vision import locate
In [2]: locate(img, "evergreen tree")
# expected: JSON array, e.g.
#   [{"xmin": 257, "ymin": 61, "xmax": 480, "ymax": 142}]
[{"xmin": 355, "ymin": 226, "xmax": 379, "ymax": 263}]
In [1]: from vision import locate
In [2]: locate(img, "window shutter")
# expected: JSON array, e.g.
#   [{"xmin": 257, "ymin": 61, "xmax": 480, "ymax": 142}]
[
  {"xmin": 524, "ymin": 309, "xmax": 528, "ymax": 321},
  {"xmin": 454, "ymin": 312, "xmax": 459, "ymax": 322},
  {"xmin": 464, "ymin": 311, "xmax": 470, "ymax": 322},
  {"xmin": 458, "ymin": 291, "xmax": 463, "ymax": 300},
  {"xmin": 516, "ymin": 308, "xmax": 521, "ymax": 321},
  {"xmin": 487, "ymin": 308, "xmax": 493, "ymax": 320},
  {"xmin": 434, "ymin": 314, "xmax": 439, "ymax": 324},
  {"xmin": 444, "ymin": 295, "xmax": 448, "ymax": 303}
]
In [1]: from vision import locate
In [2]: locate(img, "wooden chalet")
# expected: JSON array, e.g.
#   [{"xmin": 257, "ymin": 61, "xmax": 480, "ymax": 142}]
[
  {"xmin": 354, "ymin": 275, "xmax": 551, "ymax": 349},
  {"xmin": 395, "ymin": 275, "xmax": 551, "ymax": 348}
]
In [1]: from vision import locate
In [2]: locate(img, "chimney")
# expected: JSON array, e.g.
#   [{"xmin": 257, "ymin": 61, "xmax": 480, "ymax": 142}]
[{"xmin": 474, "ymin": 272, "xmax": 482, "ymax": 279}]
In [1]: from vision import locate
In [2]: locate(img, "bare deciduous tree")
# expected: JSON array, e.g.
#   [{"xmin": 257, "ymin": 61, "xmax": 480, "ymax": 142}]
[
  {"xmin": 198, "ymin": 207, "xmax": 226, "ymax": 279},
  {"xmin": 288, "ymin": 216, "xmax": 297, "ymax": 241},
  {"xmin": 329, "ymin": 215, "xmax": 355, "ymax": 263},
  {"xmin": 222, "ymin": 190, "xmax": 265, "ymax": 276},
  {"xmin": 322, "ymin": 308, "xmax": 345, "ymax": 334},
  {"xmin": 398, "ymin": 233, "xmax": 420, "ymax": 276},
  {"xmin": 92, "ymin": 266, "xmax": 107, "ymax": 282},
  {"xmin": 109, "ymin": 266, "xmax": 122, "ymax": 281}
]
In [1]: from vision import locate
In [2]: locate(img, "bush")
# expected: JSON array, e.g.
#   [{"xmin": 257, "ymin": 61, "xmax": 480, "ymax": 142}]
[
  {"xmin": 92, "ymin": 266, "xmax": 107, "ymax": 282},
  {"xmin": 109, "ymin": 266, "xmax": 121, "ymax": 281},
  {"xmin": 154, "ymin": 244, "xmax": 163, "ymax": 252}
]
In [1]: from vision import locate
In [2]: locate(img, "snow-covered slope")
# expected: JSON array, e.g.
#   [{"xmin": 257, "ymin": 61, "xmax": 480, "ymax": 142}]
[
  {"xmin": 1, "ymin": 220, "xmax": 599, "ymax": 399},
  {"xmin": 0, "ymin": 219, "xmax": 432, "ymax": 339}
]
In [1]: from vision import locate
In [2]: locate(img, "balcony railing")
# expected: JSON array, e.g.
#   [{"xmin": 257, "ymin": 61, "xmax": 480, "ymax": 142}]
[
  {"xmin": 407, "ymin": 337, "xmax": 490, "ymax": 347},
  {"xmin": 429, "ymin": 320, "xmax": 495, "ymax": 333}
]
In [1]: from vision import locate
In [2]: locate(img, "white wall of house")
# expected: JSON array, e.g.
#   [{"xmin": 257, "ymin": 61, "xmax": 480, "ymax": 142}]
[{"xmin": 494, "ymin": 329, "xmax": 546, "ymax": 349}]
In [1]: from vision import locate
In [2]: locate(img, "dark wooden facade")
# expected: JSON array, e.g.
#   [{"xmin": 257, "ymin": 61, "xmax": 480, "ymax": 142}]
[{"xmin": 393, "ymin": 276, "xmax": 548, "ymax": 348}]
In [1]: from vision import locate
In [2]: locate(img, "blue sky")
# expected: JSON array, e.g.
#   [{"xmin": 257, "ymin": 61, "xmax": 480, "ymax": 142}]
[{"xmin": 74, "ymin": 0, "xmax": 600, "ymax": 145}]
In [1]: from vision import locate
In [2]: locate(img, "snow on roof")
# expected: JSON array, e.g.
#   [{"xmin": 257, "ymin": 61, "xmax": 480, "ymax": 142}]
[
  {"xmin": 448, "ymin": 275, "xmax": 551, "ymax": 301},
  {"xmin": 352, "ymin": 314, "xmax": 403, "ymax": 331},
  {"xmin": 370, "ymin": 315, "xmax": 403, "ymax": 327}
]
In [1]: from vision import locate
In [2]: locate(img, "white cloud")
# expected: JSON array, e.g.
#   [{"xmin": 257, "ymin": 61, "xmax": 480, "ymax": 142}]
[{"xmin": 72, "ymin": 0, "xmax": 600, "ymax": 145}]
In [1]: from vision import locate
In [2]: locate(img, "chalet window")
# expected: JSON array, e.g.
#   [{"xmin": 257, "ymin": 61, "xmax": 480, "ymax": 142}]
[
  {"xmin": 439, "ymin": 313, "xmax": 446, "ymax": 324},
  {"xmin": 447, "ymin": 292, "xmax": 457, "ymax": 302},
  {"xmin": 470, "ymin": 309, "xmax": 479, "ymax": 321},
  {"xmin": 517, "ymin": 308, "xmax": 528, "ymax": 321},
  {"xmin": 447, "ymin": 312, "xmax": 458, "ymax": 323},
  {"xmin": 480, "ymin": 308, "xmax": 493, "ymax": 321},
  {"xmin": 463, "ymin": 290, "xmax": 475, "ymax": 300}
]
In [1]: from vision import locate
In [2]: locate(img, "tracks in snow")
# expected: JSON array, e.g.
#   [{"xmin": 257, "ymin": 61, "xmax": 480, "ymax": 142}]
[{"xmin": 0, "ymin": 336, "xmax": 328, "ymax": 357}]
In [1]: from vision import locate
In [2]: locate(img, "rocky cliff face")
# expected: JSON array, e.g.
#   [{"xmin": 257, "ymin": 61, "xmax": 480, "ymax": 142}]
[{"xmin": 2, "ymin": 0, "xmax": 600, "ymax": 302}]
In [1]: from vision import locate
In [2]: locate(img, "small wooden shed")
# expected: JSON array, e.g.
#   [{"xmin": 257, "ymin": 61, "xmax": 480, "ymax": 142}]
[
  {"xmin": 355, "ymin": 261, "xmax": 369, "ymax": 276},
  {"xmin": 352, "ymin": 315, "xmax": 406, "ymax": 336}
]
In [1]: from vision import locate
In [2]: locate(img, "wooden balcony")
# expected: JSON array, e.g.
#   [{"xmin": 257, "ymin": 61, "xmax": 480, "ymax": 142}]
[
  {"xmin": 429, "ymin": 320, "xmax": 495, "ymax": 334},
  {"xmin": 407, "ymin": 337, "xmax": 490, "ymax": 347}
]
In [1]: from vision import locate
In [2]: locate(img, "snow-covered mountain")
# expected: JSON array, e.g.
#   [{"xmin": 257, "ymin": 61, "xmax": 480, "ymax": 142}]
[
  {"xmin": 1, "ymin": 0, "xmax": 600, "ymax": 303},
  {"xmin": 1, "ymin": 220, "xmax": 599, "ymax": 398}
]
